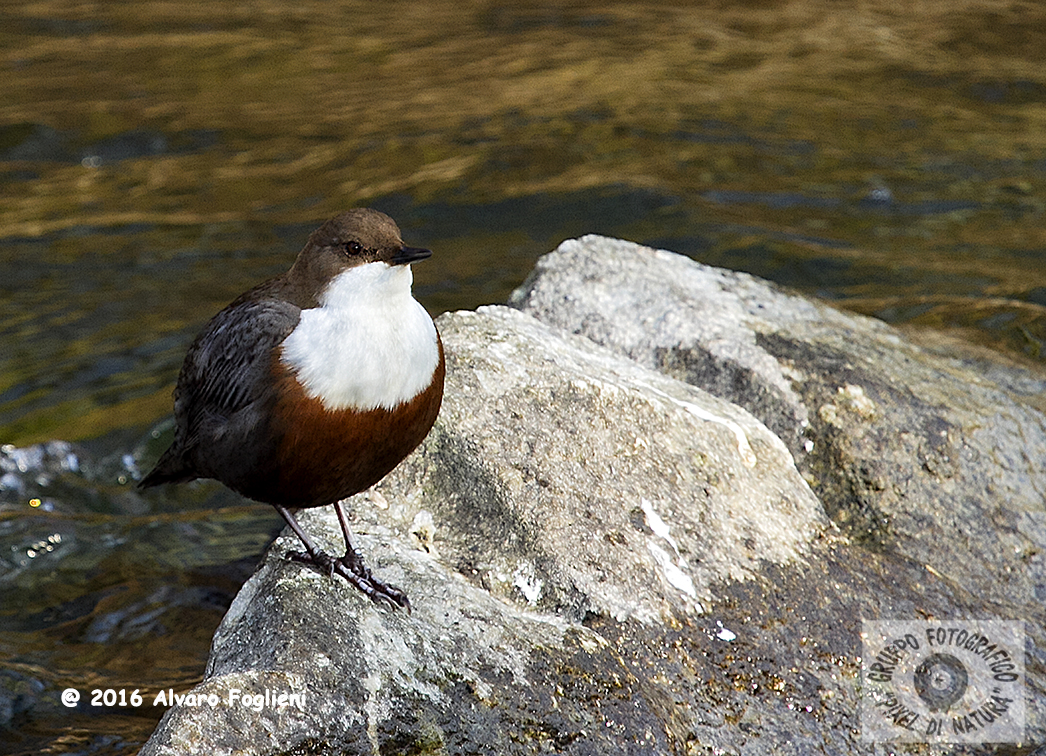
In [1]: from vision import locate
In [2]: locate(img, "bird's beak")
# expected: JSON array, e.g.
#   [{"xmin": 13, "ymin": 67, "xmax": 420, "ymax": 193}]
[{"xmin": 391, "ymin": 246, "xmax": 432, "ymax": 265}]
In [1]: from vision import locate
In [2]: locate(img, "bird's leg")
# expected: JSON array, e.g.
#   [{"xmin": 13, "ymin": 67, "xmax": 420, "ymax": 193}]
[
  {"xmin": 276, "ymin": 505, "xmax": 338, "ymax": 577},
  {"xmin": 275, "ymin": 504, "xmax": 410, "ymax": 611},
  {"xmin": 332, "ymin": 500, "xmax": 371, "ymax": 578},
  {"xmin": 331, "ymin": 500, "xmax": 411, "ymax": 612}
]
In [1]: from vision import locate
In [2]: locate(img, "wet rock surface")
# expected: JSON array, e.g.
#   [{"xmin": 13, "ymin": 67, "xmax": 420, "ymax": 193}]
[{"xmin": 141, "ymin": 239, "xmax": 1045, "ymax": 755}]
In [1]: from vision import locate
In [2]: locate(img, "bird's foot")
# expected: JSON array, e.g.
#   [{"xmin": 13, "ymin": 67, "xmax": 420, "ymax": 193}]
[
  {"xmin": 286, "ymin": 548, "xmax": 410, "ymax": 612},
  {"xmin": 286, "ymin": 548, "xmax": 338, "ymax": 578}
]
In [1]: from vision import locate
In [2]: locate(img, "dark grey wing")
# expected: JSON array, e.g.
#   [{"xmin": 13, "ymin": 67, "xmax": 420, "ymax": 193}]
[
  {"xmin": 174, "ymin": 298, "xmax": 300, "ymax": 434},
  {"xmin": 139, "ymin": 297, "xmax": 301, "ymax": 488}
]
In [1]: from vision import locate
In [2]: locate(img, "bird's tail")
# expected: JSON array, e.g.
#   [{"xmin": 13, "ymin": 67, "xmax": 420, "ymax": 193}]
[{"xmin": 138, "ymin": 447, "xmax": 196, "ymax": 489}]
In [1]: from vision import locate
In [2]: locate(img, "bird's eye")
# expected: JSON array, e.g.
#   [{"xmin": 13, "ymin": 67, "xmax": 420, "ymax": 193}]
[{"xmin": 344, "ymin": 240, "xmax": 363, "ymax": 256}]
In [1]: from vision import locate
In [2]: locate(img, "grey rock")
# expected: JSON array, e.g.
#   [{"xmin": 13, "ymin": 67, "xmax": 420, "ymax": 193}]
[
  {"xmin": 141, "ymin": 305, "xmax": 830, "ymax": 754},
  {"xmin": 0, "ymin": 669, "xmax": 44, "ymax": 727},
  {"xmin": 402, "ymin": 307, "xmax": 828, "ymax": 621},
  {"xmin": 510, "ymin": 236, "xmax": 816, "ymax": 454},
  {"xmin": 511, "ymin": 235, "xmax": 1046, "ymax": 614},
  {"xmin": 145, "ymin": 537, "xmax": 668, "ymax": 756},
  {"xmin": 142, "ymin": 238, "xmax": 1046, "ymax": 754}
]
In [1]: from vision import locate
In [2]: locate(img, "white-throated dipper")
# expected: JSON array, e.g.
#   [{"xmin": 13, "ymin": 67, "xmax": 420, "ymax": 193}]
[{"xmin": 139, "ymin": 208, "xmax": 444, "ymax": 610}]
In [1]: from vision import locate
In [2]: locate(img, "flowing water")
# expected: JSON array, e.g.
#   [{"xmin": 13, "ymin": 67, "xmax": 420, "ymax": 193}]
[{"xmin": 2, "ymin": 1, "xmax": 1046, "ymax": 752}]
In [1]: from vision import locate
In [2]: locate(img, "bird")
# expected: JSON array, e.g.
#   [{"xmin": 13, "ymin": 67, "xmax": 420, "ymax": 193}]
[{"xmin": 139, "ymin": 208, "xmax": 445, "ymax": 610}]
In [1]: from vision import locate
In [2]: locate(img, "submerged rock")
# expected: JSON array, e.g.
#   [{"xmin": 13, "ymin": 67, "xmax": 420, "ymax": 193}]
[{"xmin": 141, "ymin": 237, "xmax": 1045, "ymax": 754}]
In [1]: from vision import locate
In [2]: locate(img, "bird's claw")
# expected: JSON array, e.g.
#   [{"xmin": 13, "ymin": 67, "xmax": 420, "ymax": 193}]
[{"xmin": 285, "ymin": 548, "xmax": 410, "ymax": 611}]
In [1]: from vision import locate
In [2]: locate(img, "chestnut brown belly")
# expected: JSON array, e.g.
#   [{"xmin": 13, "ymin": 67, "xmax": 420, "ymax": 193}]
[{"xmin": 244, "ymin": 347, "xmax": 444, "ymax": 508}]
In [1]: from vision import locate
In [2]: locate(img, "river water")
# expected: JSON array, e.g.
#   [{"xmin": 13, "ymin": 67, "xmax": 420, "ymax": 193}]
[{"xmin": 2, "ymin": 2, "xmax": 1045, "ymax": 752}]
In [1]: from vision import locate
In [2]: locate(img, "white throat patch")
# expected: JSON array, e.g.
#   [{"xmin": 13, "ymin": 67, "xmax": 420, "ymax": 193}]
[{"xmin": 280, "ymin": 262, "xmax": 440, "ymax": 411}]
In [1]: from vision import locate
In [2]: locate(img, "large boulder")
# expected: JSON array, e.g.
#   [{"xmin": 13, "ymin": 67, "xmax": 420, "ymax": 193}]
[
  {"xmin": 512, "ymin": 235, "xmax": 1046, "ymax": 614},
  {"xmin": 141, "ymin": 237, "xmax": 1045, "ymax": 755}
]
